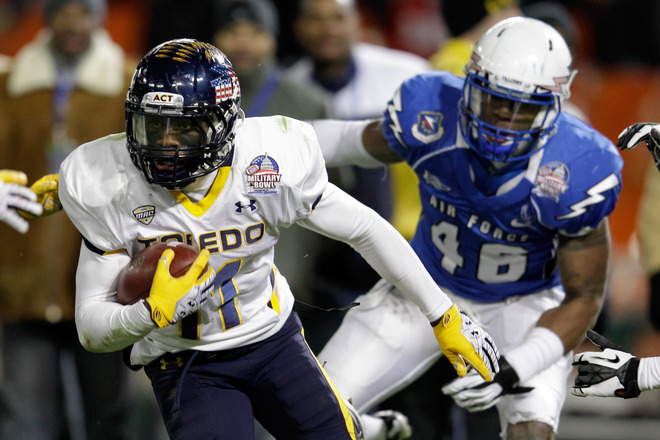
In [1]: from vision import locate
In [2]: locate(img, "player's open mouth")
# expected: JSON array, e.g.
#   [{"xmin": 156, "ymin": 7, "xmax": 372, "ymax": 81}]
[
  {"xmin": 484, "ymin": 134, "xmax": 510, "ymax": 145},
  {"xmin": 155, "ymin": 162, "xmax": 174, "ymax": 171}
]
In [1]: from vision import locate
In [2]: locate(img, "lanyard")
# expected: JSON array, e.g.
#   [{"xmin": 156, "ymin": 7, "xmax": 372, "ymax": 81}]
[{"xmin": 244, "ymin": 70, "xmax": 280, "ymax": 117}]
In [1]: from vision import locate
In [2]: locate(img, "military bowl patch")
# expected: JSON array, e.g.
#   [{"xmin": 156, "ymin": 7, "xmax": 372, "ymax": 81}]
[
  {"xmin": 535, "ymin": 162, "xmax": 569, "ymax": 202},
  {"xmin": 245, "ymin": 153, "xmax": 281, "ymax": 194}
]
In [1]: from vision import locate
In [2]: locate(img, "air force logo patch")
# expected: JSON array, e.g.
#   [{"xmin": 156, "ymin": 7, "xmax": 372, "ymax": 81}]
[
  {"xmin": 412, "ymin": 112, "xmax": 444, "ymax": 143},
  {"xmin": 245, "ymin": 153, "xmax": 281, "ymax": 194},
  {"xmin": 132, "ymin": 205, "xmax": 156, "ymax": 225}
]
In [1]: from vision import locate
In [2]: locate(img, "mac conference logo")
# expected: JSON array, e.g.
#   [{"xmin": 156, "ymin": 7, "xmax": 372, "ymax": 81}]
[{"xmin": 132, "ymin": 205, "xmax": 156, "ymax": 225}]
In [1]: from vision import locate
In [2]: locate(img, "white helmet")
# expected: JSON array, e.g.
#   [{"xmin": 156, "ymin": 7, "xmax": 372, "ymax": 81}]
[{"xmin": 459, "ymin": 17, "xmax": 576, "ymax": 163}]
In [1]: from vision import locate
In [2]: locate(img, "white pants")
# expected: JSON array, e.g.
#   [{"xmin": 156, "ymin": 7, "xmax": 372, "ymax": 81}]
[{"xmin": 318, "ymin": 279, "xmax": 572, "ymax": 437}]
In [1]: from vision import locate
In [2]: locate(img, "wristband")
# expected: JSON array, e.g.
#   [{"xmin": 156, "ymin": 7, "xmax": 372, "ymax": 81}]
[
  {"xmin": 505, "ymin": 327, "xmax": 564, "ymax": 383},
  {"xmin": 638, "ymin": 357, "xmax": 660, "ymax": 391}
]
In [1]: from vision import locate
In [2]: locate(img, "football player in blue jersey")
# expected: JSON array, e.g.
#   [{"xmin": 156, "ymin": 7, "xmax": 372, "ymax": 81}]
[{"xmin": 310, "ymin": 17, "xmax": 623, "ymax": 440}]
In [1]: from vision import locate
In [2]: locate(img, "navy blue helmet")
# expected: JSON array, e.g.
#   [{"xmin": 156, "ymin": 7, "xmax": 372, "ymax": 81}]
[{"xmin": 125, "ymin": 39, "xmax": 242, "ymax": 189}]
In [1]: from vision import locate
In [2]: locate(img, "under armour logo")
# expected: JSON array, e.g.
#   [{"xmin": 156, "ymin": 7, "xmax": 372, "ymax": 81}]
[
  {"xmin": 235, "ymin": 199, "xmax": 257, "ymax": 213},
  {"xmin": 159, "ymin": 356, "xmax": 184, "ymax": 370}
]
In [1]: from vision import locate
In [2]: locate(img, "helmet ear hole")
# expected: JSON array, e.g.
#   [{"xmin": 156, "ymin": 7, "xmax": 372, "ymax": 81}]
[
  {"xmin": 125, "ymin": 39, "xmax": 242, "ymax": 189},
  {"xmin": 459, "ymin": 17, "xmax": 573, "ymax": 163}
]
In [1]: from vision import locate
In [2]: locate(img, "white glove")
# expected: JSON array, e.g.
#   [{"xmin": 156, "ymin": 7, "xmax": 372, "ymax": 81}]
[
  {"xmin": 0, "ymin": 170, "xmax": 43, "ymax": 234},
  {"xmin": 617, "ymin": 122, "xmax": 660, "ymax": 171},
  {"xmin": 571, "ymin": 330, "xmax": 641, "ymax": 399},
  {"xmin": 441, "ymin": 357, "xmax": 533, "ymax": 412}
]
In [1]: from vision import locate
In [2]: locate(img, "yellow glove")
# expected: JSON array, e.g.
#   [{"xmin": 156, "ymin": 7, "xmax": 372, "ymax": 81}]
[
  {"xmin": 0, "ymin": 169, "xmax": 28, "ymax": 185},
  {"xmin": 18, "ymin": 174, "xmax": 61, "ymax": 219},
  {"xmin": 145, "ymin": 248, "xmax": 217, "ymax": 328},
  {"xmin": 433, "ymin": 305, "xmax": 500, "ymax": 382}
]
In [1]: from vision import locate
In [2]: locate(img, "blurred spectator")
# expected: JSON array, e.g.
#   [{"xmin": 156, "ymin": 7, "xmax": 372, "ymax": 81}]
[
  {"xmin": 212, "ymin": 0, "xmax": 328, "ymax": 120},
  {"xmin": 211, "ymin": 0, "xmax": 329, "ymax": 303},
  {"xmin": 430, "ymin": 0, "xmax": 522, "ymax": 74},
  {"xmin": 285, "ymin": 0, "xmax": 430, "ymax": 332},
  {"xmin": 0, "ymin": 0, "xmax": 137, "ymax": 438}
]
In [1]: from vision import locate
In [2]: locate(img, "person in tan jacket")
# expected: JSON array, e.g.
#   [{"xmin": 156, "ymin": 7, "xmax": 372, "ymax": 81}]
[{"xmin": 0, "ymin": 0, "xmax": 138, "ymax": 438}]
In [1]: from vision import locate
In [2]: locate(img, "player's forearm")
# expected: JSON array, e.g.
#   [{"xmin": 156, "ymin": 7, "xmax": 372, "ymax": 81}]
[
  {"xmin": 76, "ymin": 299, "xmax": 154, "ymax": 352},
  {"xmin": 499, "ymin": 298, "xmax": 595, "ymax": 384},
  {"xmin": 507, "ymin": 228, "xmax": 607, "ymax": 384},
  {"xmin": 552, "ymin": 221, "xmax": 609, "ymax": 349},
  {"xmin": 537, "ymin": 295, "xmax": 603, "ymax": 352},
  {"xmin": 503, "ymin": 327, "xmax": 564, "ymax": 384},
  {"xmin": 348, "ymin": 210, "xmax": 453, "ymax": 321},
  {"xmin": 300, "ymin": 184, "xmax": 452, "ymax": 321},
  {"xmin": 75, "ymin": 244, "xmax": 155, "ymax": 352}
]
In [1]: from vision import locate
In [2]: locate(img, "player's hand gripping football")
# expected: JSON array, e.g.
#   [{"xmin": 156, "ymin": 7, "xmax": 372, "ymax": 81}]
[
  {"xmin": 0, "ymin": 170, "xmax": 43, "ymax": 234},
  {"xmin": 145, "ymin": 248, "xmax": 217, "ymax": 328},
  {"xmin": 441, "ymin": 357, "xmax": 534, "ymax": 412},
  {"xmin": 18, "ymin": 173, "xmax": 62, "ymax": 219},
  {"xmin": 617, "ymin": 123, "xmax": 660, "ymax": 172},
  {"xmin": 571, "ymin": 330, "xmax": 641, "ymax": 399},
  {"xmin": 433, "ymin": 305, "xmax": 499, "ymax": 382}
]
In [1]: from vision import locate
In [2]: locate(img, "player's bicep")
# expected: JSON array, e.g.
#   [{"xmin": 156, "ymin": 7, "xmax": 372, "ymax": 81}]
[{"xmin": 297, "ymin": 183, "xmax": 371, "ymax": 242}]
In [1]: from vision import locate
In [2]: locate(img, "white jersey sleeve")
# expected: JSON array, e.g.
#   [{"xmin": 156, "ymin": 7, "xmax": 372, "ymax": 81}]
[
  {"xmin": 73, "ymin": 243, "xmax": 155, "ymax": 352},
  {"xmin": 298, "ymin": 183, "xmax": 453, "ymax": 322}
]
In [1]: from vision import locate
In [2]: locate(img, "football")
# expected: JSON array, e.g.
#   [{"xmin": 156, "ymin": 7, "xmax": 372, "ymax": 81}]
[{"xmin": 116, "ymin": 242, "xmax": 202, "ymax": 305}]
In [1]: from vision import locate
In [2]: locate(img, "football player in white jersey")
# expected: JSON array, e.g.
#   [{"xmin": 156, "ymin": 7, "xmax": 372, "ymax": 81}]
[
  {"xmin": 57, "ymin": 39, "xmax": 498, "ymax": 440},
  {"xmin": 309, "ymin": 17, "xmax": 623, "ymax": 440},
  {"xmin": 0, "ymin": 170, "xmax": 43, "ymax": 233}
]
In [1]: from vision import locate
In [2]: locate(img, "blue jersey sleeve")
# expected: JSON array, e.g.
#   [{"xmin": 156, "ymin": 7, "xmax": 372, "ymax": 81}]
[
  {"xmin": 533, "ymin": 115, "xmax": 623, "ymax": 235},
  {"xmin": 382, "ymin": 71, "xmax": 464, "ymax": 165}
]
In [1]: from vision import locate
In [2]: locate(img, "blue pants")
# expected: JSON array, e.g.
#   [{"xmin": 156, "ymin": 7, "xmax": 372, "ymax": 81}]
[{"xmin": 145, "ymin": 312, "xmax": 357, "ymax": 440}]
